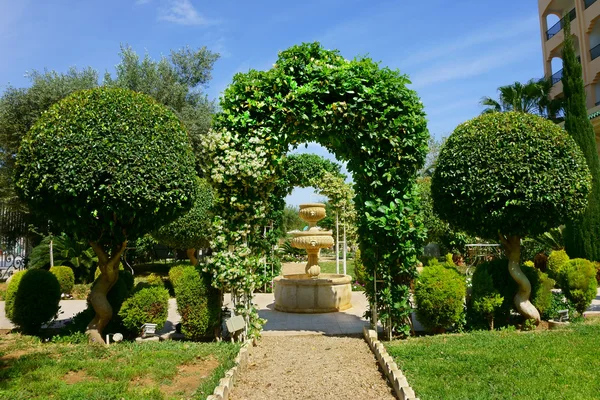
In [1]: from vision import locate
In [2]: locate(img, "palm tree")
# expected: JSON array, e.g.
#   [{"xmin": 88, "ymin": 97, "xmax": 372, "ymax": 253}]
[{"xmin": 480, "ymin": 78, "xmax": 564, "ymax": 122}]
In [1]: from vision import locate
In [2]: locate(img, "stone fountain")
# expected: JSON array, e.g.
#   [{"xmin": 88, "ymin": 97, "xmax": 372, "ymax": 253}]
[{"xmin": 274, "ymin": 203, "xmax": 352, "ymax": 313}]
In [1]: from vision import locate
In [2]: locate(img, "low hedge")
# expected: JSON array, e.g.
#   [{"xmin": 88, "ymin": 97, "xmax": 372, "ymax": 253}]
[
  {"xmin": 558, "ymin": 258, "xmax": 598, "ymax": 314},
  {"xmin": 174, "ymin": 266, "xmax": 220, "ymax": 340}
]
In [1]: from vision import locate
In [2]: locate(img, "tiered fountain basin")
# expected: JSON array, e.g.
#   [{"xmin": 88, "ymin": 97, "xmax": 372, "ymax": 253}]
[
  {"xmin": 273, "ymin": 273, "xmax": 352, "ymax": 313},
  {"xmin": 273, "ymin": 203, "xmax": 352, "ymax": 313}
]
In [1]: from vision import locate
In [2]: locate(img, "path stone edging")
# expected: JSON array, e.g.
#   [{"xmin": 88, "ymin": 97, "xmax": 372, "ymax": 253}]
[
  {"xmin": 206, "ymin": 339, "xmax": 252, "ymax": 400},
  {"xmin": 363, "ymin": 326, "xmax": 419, "ymax": 400}
]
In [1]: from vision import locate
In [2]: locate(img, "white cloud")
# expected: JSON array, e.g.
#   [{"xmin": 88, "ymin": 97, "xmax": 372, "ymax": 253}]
[
  {"xmin": 159, "ymin": 0, "xmax": 217, "ymax": 26},
  {"xmin": 409, "ymin": 40, "xmax": 539, "ymax": 89},
  {"xmin": 403, "ymin": 15, "xmax": 540, "ymax": 67}
]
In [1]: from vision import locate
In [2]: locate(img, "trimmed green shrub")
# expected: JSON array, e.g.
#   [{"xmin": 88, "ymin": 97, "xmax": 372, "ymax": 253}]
[
  {"xmin": 175, "ymin": 266, "xmax": 220, "ymax": 340},
  {"xmin": 5, "ymin": 271, "xmax": 26, "ymax": 321},
  {"xmin": 49, "ymin": 266, "xmax": 75, "ymax": 294},
  {"xmin": 415, "ymin": 264, "xmax": 466, "ymax": 332},
  {"xmin": 5, "ymin": 269, "xmax": 61, "ymax": 334},
  {"xmin": 119, "ymin": 286, "xmax": 169, "ymax": 335},
  {"xmin": 558, "ymin": 258, "xmax": 598, "ymax": 314},
  {"xmin": 146, "ymin": 273, "xmax": 164, "ymax": 287},
  {"xmin": 119, "ymin": 269, "xmax": 134, "ymax": 293},
  {"xmin": 470, "ymin": 268, "xmax": 504, "ymax": 330},
  {"xmin": 547, "ymin": 250, "xmax": 570, "ymax": 280},
  {"xmin": 542, "ymin": 291, "xmax": 578, "ymax": 321},
  {"xmin": 168, "ymin": 264, "xmax": 187, "ymax": 289}
]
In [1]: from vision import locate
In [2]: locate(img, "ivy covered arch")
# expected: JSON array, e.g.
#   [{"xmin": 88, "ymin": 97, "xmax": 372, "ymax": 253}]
[{"xmin": 203, "ymin": 42, "xmax": 428, "ymax": 336}]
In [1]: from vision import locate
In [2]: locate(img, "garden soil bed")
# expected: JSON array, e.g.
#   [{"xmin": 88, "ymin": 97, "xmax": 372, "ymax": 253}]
[{"xmin": 230, "ymin": 335, "xmax": 395, "ymax": 400}]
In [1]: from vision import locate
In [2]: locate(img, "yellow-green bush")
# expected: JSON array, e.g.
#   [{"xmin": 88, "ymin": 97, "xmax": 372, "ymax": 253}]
[
  {"xmin": 415, "ymin": 264, "xmax": 466, "ymax": 332},
  {"xmin": 168, "ymin": 264, "xmax": 188, "ymax": 289},
  {"xmin": 558, "ymin": 258, "xmax": 598, "ymax": 314},
  {"xmin": 146, "ymin": 273, "xmax": 164, "ymax": 287},
  {"xmin": 49, "ymin": 266, "xmax": 75, "ymax": 294},
  {"xmin": 119, "ymin": 286, "xmax": 169, "ymax": 334},
  {"xmin": 547, "ymin": 250, "xmax": 570, "ymax": 280},
  {"xmin": 354, "ymin": 249, "xmax": 367, "ymax": 286}
]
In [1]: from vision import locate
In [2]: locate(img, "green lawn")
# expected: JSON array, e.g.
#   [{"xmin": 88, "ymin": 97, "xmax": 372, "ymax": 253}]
[
  {"xmin": 0, "ymin": 334, "xmax": 239, "ymax": 400},
  {"xmin": 320, "ymin": 260, "xmax": 356, "ymax": 279},
  {"xmin": 385, "ymin": 319, "xmax": 600, "ymax": 400}
]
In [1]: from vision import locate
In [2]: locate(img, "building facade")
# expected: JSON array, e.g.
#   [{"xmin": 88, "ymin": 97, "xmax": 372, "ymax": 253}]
[{"xmin": 538, "ymin": 0, "xmax": 600, "ymax": 152}]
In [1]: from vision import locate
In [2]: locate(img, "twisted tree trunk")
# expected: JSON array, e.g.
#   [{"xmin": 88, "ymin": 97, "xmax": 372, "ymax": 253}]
[
  {"xmin": 186, "ymin": 248, "xmax": 198, "ymax": 265},
  {"xmin": 86, "ymin": 241, "xmax": 127, "ymax": 344},
  {"xmin": 498, "ymin": 234, "xmax": 541, "ymax": 323}
]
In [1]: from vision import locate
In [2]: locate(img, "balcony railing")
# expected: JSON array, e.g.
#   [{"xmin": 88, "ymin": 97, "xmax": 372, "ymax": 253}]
[
  {"xmin": 551, "ymin": 69, "xmax": 564, "ymax": 85},
  {"xmin": 591, "ymin": 43, "xmax": 600, "ymax": 60},
  {"xmin": 585, "ymin": 0, "xmax": 597, "ymax": 9},
  {"xmin": 546, "ymin": 8, "xmax": 576, "ymax": 40}
]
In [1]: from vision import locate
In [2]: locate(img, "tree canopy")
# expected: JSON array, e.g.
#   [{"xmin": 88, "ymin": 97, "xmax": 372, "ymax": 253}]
[{"xmin": 432, "ymin": 112, "xmax": 590, "ymax": 239}]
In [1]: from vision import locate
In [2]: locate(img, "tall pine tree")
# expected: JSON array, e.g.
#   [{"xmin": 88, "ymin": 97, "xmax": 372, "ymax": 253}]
[{"xmin": 562, "ymin": 18, "xmax": 600, "ymax": 261}]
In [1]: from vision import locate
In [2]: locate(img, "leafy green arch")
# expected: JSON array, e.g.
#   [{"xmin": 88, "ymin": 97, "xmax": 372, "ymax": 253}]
[{"xmin": 203, "ymin": 42, "xmax": 428, "ymax": 336}]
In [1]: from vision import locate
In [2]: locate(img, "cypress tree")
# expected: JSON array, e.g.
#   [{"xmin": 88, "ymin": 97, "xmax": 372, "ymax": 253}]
[{"xmin": 562, "ymin": 18, "xmax": 600, "ymax": 261}]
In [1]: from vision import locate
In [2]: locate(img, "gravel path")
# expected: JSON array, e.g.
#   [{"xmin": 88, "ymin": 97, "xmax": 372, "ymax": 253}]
[{"xmin": 230, "ymin": 335, "xmax": 395, "ymax": 400}]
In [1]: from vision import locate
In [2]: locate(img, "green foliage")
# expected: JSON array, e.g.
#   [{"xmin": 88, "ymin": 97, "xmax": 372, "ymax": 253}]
[
  {"xmin": 522, "ymin": 264, "xmax": 555, "ymax": 316},
  {"xmin": 15, "ymin": 87, "xmax": 197, "ymax": 249},
  {"xmin": 432, "ymin": 112, "xmax": 591, "ymax": 240},
  {"xmin": 174, "ymin": 266, "xmax": 221, "ymax": 340},
  {"xmin": 118, "ymin": 286, "xmax": 169, "ymax": 334},
  {"xmin": 562, "ymin": 19, "xmax": 600, "ymax": 262},
  {"xmin": 104, "ymin": 44, "xmax": 219, "ymax": 174},
  {"xmin": 0, "ymin": 67, "xmax": 98, "ymax": 236},
  {"xmin": 547, "ymin": 250, "xmax": 570, "ymax": 280},
  {"xmin": 49, "ymin": 266, "xmax": 75, "ymax": 294},
  {"xmin": 417, "ymin": 177, "xmax": 476, "ymax": 255},
  {"xmin": 470, "ymin": 265, "xmax": 506, "ymax": 330},
  {"xmin": 27, "ymin": 233, "xmax": 97, "ymax": 283},
  {"xmin": 281, "ymin": 205, "xmax": 305, "ymax": 235},
  {"xmin": 542, "ymin": 291, "xmax": 577, "ymax": 321},
  {"xmin": 152, "ymin": 178, "xmax": 214, "ymax": 251},
  {"xmin": 354, "ymin": 248, "xmax": 367, "ymax": 286},
  {"xmin": 415, "ymin": 264, "xmax": 466, "ymax": 332},
  {"xmin": 4, "ymin": 271, "xmax": 26, "ymax": 321},
  {"xmin": 146, "ymin": 273, "xmax": 164, "ymax": 287},
  {"xmin": 205, "ymin": 42, "xmax": 429, "ymax": 336},
  {"xmin": 133, "ymin": 234, "xmax": 159, "ymax": 264},
  {"xmin": 470, "ymin": 259, "xmax": 555, "ymax": 326},
  {"xmin": 558, "ymin": 258, "xmax": 598, "ymax": 314},
  {"xmin": 168, "ymin": 264, "xmax": 188, "ymax": 289},
  {"xmin": 5, "ymin": 269, "xmax": 61, "ymax": 334}
]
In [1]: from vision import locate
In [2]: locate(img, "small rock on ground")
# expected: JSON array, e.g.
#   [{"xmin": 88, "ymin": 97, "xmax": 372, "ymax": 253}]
[{"xmin": 230, "ymin": 335, "xmax": 395, "ymax": 400}]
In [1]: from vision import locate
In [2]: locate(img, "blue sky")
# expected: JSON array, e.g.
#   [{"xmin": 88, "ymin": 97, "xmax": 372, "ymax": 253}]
[{"xmin": 1, "ymin": 0, "xmax": 543, "ymax": 206}]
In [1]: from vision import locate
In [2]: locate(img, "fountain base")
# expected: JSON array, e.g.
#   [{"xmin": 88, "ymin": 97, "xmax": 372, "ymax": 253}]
[{"xmin": 273, "ymin": 273, "xmax": 352, "ymax": 313}]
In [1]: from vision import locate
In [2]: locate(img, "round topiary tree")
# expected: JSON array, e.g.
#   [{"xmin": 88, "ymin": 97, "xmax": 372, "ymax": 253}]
[
  {"xmin": 152, "ymin": 178, "xmax": 214, "ymax": 265},
  {"xmin": 15, "ymin": 87, "xmax": 197, "ymax": 343},
  {"xmin": 432, "ymin": 112, "xmax": 591, "ymax": 323}
]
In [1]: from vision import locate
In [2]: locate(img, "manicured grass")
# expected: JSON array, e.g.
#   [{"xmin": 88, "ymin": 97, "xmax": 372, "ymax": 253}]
[
  {"xmin": 385, "ymin": 319, "xmax": 600, "ymax": 400},
  {"xmin": 320, "ymin": 260, "xmax": 355, "ymax": 279},
  {"xmin": 0, "ymin": 334, "xmax": 240, "ymax": 399}
]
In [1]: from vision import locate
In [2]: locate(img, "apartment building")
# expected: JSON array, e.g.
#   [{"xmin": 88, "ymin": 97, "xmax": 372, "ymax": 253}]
[{"xmin": 538, "ymin": 0, "xmax": 600, "ymax": 152}]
